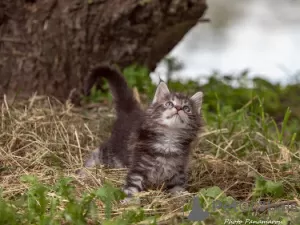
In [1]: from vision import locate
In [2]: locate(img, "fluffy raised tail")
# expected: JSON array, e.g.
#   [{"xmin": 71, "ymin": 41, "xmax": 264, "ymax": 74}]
[{"xmin": 84, "ymin": 63, "xmax": 140, "ymax": 114}]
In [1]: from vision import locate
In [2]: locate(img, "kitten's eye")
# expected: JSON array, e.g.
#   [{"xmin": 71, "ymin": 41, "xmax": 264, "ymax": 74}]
[
  {"xmin": 165, "ymin": 101, "xmax": 174, "ymax": 108},
  {"xmin": 183, "ymin": 106, "xmax": 191, "ymax": 113}
]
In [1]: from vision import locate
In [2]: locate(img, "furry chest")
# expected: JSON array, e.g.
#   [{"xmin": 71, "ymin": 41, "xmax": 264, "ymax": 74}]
[
  {"xmin": 148, "ymin": 156, "xmax": 179, "ymax": 185},
  {"xmin": 152, "ymin": 136, "xmax": 182, "ymax": 154}
]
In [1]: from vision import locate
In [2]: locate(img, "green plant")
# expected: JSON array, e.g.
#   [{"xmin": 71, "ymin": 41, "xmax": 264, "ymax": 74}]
[
  {"xmin": 0, "ymin": 175, "xmax": 156, "ymax": 225},
  {"xmin": 253, "ymin": 176, "xmax": 284, "ymax": 199}
]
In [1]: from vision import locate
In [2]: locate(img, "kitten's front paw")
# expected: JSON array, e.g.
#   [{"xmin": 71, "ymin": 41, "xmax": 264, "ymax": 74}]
[
  {"xmin": 120, "ymin": 197, "xmax": 131, "ymax": 205},
  {"xmin": 123, "ymin": 186, "xmax": 139, "ymax": 197},
  {"xmin": 120, "ymin": 187, "xmax": 140, "ymax": 205},
  {"xmin": 75, "ymin": 168, "xmax": 88, "ymax": 179},
  {"xmin": 169, "ymin": 186, "xmax": 187, "ymax": 196},
  {"xmin": 120, "ymin": 196, "xmax": 141, "ymax": 205}
]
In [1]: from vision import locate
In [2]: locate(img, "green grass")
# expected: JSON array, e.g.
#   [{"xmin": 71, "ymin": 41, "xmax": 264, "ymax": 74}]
[{"xmin": 1, "ymin": 67, "xmax": 300, "ymax": 224}]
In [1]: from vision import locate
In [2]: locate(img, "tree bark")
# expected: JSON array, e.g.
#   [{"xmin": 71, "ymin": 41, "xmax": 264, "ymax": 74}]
[{"xmin": 0, "ymin": 0, "xmax": 207, "ymax": 105}]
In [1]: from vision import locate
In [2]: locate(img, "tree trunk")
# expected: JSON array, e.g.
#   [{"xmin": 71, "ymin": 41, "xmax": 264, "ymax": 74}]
[{"xmin": 0, "ymin": 0, "xmax": 207, "ymax": 105}]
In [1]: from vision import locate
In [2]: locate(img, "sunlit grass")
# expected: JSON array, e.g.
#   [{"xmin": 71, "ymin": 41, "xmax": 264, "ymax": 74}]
[
  {"xmin": 1, "ymin": 64, "xmax": 300, "ymax": 224},
  {"xmin": 0, "ymin": 89, "xmax": 299, "ymax": 224}
]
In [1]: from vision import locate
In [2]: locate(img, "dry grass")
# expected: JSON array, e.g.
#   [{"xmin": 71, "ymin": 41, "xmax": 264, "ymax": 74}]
[{"xmin": 1, "ymin": 95, "xmax": 299, "ymax": 224}]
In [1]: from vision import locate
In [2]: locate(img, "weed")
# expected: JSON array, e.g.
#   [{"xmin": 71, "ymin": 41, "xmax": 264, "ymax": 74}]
[{"xmin": 1, "ymin": 66, "xmax": 300, "ymax": 224}]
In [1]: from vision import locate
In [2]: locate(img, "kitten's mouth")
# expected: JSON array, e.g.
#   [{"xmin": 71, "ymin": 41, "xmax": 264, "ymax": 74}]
[
  {"xmin": 166, "ymin": 113, "xmax": 177, "ymax": 119},
  {"xmin": 167, "ymin": 113, "xmax": 184, "ymax": 123}
]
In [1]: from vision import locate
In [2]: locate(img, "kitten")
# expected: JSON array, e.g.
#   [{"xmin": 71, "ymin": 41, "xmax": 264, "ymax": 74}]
[{"xmin": 80, "ymin": 63, "xmax": 203, "ymax": 198}]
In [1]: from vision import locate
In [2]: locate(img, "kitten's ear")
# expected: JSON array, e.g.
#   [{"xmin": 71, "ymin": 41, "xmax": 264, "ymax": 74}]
[
  {"xmin": 190, "ymin": 92, "xmax": 203, "ymax": 114},
  {"xmin": 152, "ymin": 82, "xmax": 170, "ymax": 104}
]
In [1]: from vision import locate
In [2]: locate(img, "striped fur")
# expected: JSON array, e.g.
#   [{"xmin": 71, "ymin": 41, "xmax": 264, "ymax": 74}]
[{"xmin": 80, "ymin": 63, "xmax": 203, "ymax": 197}]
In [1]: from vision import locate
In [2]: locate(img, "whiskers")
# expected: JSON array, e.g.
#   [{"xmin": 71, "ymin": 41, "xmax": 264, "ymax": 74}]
[
  {"xmin": 166, "ymin": 114, "xmax": 175, "ymax": 119},
  {"xmin": 173, "ymin": 114, "xmax": 184, "ymax": 124},
  {"xmin": 180, "ymin": 114, "xmax": 190, "ymax": 124},
  {"xmin": 166, "ymin": 112, "xmax": 185, "ymax": 124}
]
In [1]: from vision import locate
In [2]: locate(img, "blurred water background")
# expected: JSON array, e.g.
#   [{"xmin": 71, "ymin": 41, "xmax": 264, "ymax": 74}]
[{"xmin": 153, "ymin": 0, "xmax": 300, "ymax": 85}]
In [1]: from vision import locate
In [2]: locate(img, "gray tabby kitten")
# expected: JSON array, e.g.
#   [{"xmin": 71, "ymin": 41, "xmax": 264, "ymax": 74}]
[{"xmin": 80, "ymin": 63, "xmax": 203, "ymax": 197}]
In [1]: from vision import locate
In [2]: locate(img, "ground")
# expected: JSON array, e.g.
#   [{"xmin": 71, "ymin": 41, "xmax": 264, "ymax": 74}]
[{"xmin": 0, "ymin": 95, "xmax": 299, "ymax": 224}]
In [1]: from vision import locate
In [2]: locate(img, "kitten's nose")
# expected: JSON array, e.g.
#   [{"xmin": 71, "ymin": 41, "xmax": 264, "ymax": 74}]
[{"xmin": 174, "ymin": 105, "xmax": 182, "ymax": 111}]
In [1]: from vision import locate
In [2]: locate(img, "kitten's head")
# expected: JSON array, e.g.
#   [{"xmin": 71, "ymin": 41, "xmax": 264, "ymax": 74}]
[{"xmin": 147, "ymin": 82, "xmax": 203, "ymax": 129}]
